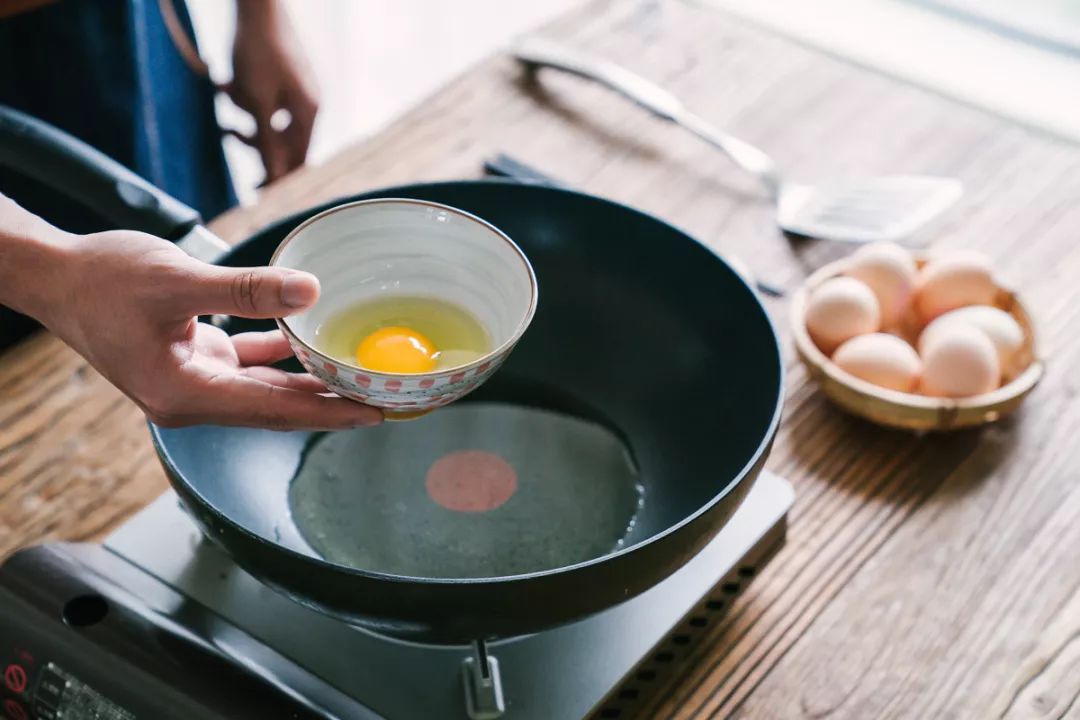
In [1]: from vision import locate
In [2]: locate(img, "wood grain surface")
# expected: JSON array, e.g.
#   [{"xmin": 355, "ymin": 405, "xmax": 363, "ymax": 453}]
[{"xmin": 3, "ymin": 1, "xmax": 1080, "ymax": 717}]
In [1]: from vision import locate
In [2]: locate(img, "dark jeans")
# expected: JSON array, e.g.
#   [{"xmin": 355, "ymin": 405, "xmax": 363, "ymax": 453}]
[{"xmin": 0, "ymin": 0, "xmax": 237, "ymax": 350}]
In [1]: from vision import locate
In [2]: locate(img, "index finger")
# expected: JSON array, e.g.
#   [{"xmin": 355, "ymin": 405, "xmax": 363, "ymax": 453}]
[{"xmin": 187, "ymin": 373, "xmax": 382, "ymax": 431}]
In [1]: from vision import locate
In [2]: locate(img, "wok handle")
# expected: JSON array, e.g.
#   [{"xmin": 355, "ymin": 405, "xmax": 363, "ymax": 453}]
[{"xmin": 0, "ymin": 104, "xmax": 202, "ymax": 241}]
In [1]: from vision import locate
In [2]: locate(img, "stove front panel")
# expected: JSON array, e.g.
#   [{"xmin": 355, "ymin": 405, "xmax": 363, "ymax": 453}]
[
  {"xmin": 0, "ymin": 543, "xmax": 378, "ymax": 720},
  {"xmin": 105, "ymin": 472, "xmax": 793, "ymax": 719}
]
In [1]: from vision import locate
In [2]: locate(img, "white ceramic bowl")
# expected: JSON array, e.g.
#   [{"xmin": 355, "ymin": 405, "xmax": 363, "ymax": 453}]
[{"xmin": 271, "ymin": 198, "xmax": 537, "ymax": 420}]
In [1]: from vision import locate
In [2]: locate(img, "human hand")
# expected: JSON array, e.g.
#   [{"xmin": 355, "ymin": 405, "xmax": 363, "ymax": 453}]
[
  {"xmin": 226, "ymin": 0, "xmax": 319, "ymax": 183},
  {"xmin": 1, "ymin": 210, "xmax": 381, "ymax": 430}
]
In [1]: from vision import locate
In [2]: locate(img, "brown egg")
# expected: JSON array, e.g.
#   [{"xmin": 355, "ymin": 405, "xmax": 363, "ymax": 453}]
[
  {"xmin": 918, "ymin": 305, "xmax": 1024, "ymax": 376},
  {"xmin": 805, "ymin": 277, "xmax": 881, "ymax": 354},
  {"xmin": 832, "ymin": 333, "xmax": 921, "ymax": 392},
  {"xmin": 920, "ymin": 323, "xmax": 1000, "ymax": 397},
  {"xmin": 916, "ymin": 250, "xmax": 997, "ymax": 322},
  {"xmin": 844, "ymin": 242, "xmax": 917, "ymax": 328}
]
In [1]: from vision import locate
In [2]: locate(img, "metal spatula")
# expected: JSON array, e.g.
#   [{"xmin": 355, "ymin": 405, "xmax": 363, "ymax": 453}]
[{"xmin": 514, "ymin": 38, "xmax": 963, "ymax": 244}]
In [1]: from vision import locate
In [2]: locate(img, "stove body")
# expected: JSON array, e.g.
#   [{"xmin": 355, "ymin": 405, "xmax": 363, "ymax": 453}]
[{"xmin": 0, "ymin": 473, "xmax": 792, "ymax": 720}]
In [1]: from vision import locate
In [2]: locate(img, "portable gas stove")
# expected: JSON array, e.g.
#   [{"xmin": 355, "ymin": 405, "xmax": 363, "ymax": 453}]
[{"xmin": 0, "ymin": 473, "xmax": 791, "ymax": 720}]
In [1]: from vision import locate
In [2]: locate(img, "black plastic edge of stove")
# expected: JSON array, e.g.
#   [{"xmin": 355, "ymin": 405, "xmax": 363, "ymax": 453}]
[{"xmin": 585, "ymin": 515, "xmax": 789, "ymax": 720}]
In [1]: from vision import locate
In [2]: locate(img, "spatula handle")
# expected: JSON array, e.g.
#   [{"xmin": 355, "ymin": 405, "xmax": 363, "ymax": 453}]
[
  {"xmin": 514, "ymin": 39, "xmax": 780, "ymax": 197},
  {"xmin": 515, "ymin": 38, "xmax": 686, "ymax": 121}
]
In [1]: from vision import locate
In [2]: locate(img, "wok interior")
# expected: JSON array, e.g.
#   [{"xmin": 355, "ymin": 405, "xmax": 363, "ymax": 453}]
[
  {"xmin": 158, "ymin": 183, "xmax": 781, "ymax": 580},
  {"xmin": 287, "ymin": 402, "xmax": 647, "ymax": 579}
]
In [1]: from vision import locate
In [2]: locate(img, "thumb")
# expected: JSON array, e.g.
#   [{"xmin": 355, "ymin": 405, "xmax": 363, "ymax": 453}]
[{"xmin": 181, "ymin": 265, "xmax": 320, "ymax": 319}]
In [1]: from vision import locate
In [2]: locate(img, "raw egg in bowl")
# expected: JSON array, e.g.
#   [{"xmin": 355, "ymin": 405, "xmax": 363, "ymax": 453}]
[{"xmin": 271, "ymin": 198, "xmax": 537, "ymax": 420}]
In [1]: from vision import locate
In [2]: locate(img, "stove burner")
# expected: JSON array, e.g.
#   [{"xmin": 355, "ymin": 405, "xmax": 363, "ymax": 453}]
[{"xmin": 426, "ymin": 450, "xmax": 518, "ymax": 512}]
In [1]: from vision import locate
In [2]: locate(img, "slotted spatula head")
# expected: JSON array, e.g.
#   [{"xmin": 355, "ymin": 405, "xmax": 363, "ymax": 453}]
[{"xmin": 777, "ymin": 176, "xmax": 963, "ymax": 243}]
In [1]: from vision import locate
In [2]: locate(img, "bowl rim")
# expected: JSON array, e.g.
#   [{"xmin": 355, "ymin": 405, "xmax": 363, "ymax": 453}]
[
  {"xmin": 269, "ymin": 197, "xmax": 539, "ymax": 380},
  {"xmin": 790, "ymin": 253, "xmax": 1045, "ymax": 417}
]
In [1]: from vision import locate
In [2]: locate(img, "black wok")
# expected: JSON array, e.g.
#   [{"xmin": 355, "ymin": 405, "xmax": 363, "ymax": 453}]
[{"xmin": 0, "ymin": 105, "xmax": 783, "ymax": 644}]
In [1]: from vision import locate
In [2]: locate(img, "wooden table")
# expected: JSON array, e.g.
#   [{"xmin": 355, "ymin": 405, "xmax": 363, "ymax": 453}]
[{"xmin": 4, "ymin": 1, "xmax": 1080, "ymax": 717}]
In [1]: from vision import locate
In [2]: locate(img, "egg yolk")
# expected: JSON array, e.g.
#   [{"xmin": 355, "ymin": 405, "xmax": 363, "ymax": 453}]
[{"xmin": 355, "ymin": 326, "xmax": 437, "ymax": 373}]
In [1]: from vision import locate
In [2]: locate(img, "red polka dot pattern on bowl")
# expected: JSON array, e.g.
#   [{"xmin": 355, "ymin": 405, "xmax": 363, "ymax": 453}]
[{"xmin": 293, "ymin": 345, "xmax": 511, "ymax": 412}]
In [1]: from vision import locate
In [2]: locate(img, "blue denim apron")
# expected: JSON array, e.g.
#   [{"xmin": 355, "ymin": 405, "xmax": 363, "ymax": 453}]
[{"xmin": 0, "ymin": 0, "xmax": 236, "ymax": 348}]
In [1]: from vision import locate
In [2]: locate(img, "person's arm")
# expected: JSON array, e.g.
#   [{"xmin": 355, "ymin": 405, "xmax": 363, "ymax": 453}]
[
  {"xmin": 226, "ymin": 0, "xmax": 319, "ymax": 183},
  {"xmin": 0, "ymin": 194, "xmax": 381, "ymax": 430},
  {"xmin": 0, "ymin": 196, "xmax": 72, "ymax": 322}
]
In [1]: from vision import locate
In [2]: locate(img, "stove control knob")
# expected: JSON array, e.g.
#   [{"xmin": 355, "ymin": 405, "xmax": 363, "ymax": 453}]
[
  {"xmin": 2, "ymin": 665, "xmax": 26, "ymax": 694},
  {"xmin": 2, "ymin": 698, "xmax": 27, "ymax": 720}
]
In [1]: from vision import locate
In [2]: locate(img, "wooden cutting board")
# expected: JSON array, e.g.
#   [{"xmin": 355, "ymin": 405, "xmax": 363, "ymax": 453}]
[{"xmin": 3, "ymin": 0, "xmax": 1080, "ymax": 716}]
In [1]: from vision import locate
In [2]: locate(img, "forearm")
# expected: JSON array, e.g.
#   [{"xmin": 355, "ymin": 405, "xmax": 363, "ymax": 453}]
[{"xmin": 0, "ymin": 193, "xmax": 75, "ymax": 323}]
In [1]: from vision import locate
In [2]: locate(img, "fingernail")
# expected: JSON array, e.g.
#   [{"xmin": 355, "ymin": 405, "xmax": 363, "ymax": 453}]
[{"xmin": 281, "ymin": 272, "xmax": 319, "ymax": 308}]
